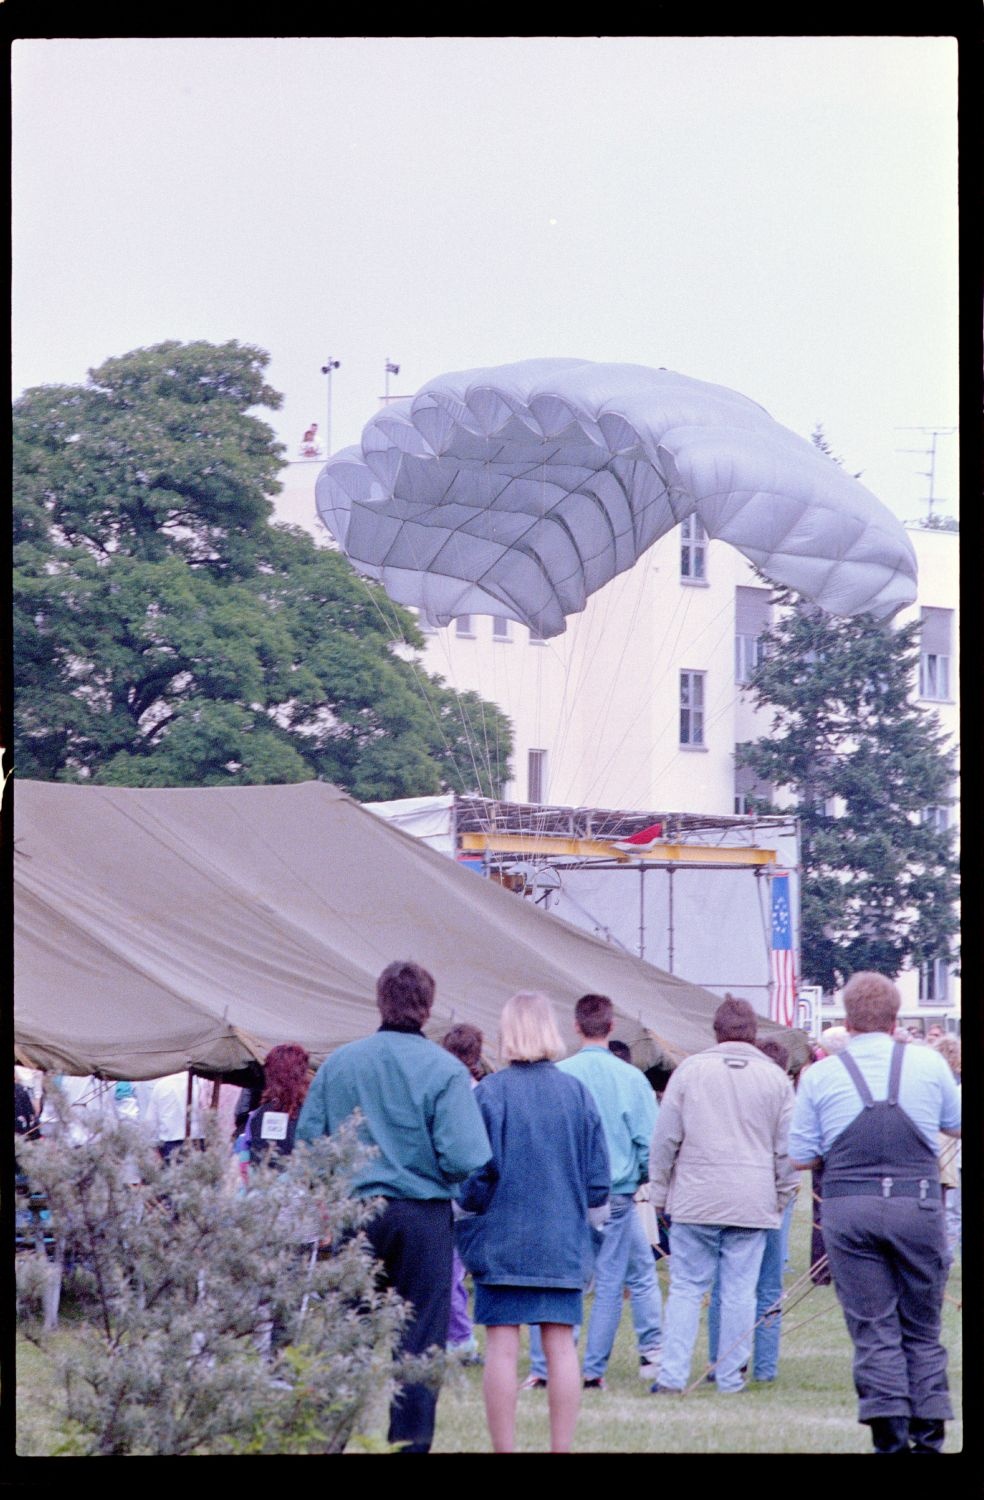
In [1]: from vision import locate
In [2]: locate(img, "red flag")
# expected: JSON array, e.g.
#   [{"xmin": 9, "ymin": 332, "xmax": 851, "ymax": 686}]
[{"xmin": 612, "ymin": 822, "xmax": 664, "ymax": 852}]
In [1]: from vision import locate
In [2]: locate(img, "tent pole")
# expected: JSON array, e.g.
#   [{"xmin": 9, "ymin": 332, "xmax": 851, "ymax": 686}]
[
  {"xmin": 667, "ymin": 866, "xmax": 675, "ymax": 974},
  {"xmin": 638, "ymin": 863, "xmax": 645, "ymax": 959},
  {"xmin": 185, "ymin": 1069, "xmax": 194, "ymax": 1141}
]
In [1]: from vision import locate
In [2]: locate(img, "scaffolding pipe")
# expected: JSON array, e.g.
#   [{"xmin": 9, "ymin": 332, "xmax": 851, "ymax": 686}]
[{"xmin": 667, "ymin": 866, "xmax": 675, "ymax": 974}]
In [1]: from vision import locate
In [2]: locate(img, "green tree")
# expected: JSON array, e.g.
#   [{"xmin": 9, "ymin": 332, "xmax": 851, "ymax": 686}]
[
  {"xmin": 736, "ymin": 595, "xmax": 959, "ymax": 992},
  {"xmin": 13, "ymin": 341, "xmax": 512, "ymax": 797}
]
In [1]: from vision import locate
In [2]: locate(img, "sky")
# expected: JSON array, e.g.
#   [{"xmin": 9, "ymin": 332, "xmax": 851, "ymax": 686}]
[{"xmin": 12, "ymin": 35, "xmax": 960, "ymax": 524}]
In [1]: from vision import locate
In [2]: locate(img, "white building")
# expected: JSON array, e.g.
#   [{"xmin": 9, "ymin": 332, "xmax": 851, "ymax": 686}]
[{"xmin": 274, "ymin": 458, "xmax": 960, "ymax": 1025}]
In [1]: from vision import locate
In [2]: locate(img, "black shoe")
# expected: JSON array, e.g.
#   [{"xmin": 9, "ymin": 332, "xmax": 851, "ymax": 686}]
[
  {"xmin": 582, "ymin": 1377, "xmax": 606, "ymax": 1390},
  {"xmin": 909, "ymin": 1418, "xmax": 945, "ymax": 1454},
  {"xmin": 869, "ymin": 1416, "xmax": 911, "ymax": 1453}
]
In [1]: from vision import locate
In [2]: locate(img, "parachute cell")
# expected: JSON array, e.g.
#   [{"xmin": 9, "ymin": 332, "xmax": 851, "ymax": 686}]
[{"xmin": 315, "ymin": 359, "xmax": 918, "ymax": 638}]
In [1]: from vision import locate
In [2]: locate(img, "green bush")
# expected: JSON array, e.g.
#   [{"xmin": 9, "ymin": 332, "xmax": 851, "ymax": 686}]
[{"xmin": 16, "ymin": 1099, "xmax": 419, "ymax": 1455}]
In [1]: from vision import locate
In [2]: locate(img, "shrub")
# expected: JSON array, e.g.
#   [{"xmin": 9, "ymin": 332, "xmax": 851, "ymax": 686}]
[{"xmin": 16, "ymin": 1096, "xmax": 418, "ymax": 1455}]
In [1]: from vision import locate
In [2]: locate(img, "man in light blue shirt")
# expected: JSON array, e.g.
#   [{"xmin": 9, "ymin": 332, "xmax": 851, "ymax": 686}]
[
  {"xmin": 528, "ymin": 993, "xmax": 662, "ymax": 1389},
  {"xmin": 789, "ymin": 971, "xmax": 961, "ymax": 1455}
]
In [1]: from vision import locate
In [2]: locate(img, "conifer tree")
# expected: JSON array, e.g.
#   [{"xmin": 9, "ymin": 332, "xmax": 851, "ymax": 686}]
[{"xmin": 736, "ymin": 588, "xmax": 958, "ymax": 992}]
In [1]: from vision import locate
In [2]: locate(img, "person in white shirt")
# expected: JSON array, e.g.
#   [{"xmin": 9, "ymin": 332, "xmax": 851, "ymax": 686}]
[{"xmin": 142, "ymin": 1071, "xmax": 206, "ymax": 1160}]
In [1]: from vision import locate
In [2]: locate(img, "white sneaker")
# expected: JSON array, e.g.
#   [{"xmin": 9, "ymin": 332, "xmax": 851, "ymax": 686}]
[{"xmin": 639, "ymin": 1350, "xmax": 662, "ymax": 1380}]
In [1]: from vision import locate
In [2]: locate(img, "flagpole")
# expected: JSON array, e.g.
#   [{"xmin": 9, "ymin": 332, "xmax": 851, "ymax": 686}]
[{"xmin": 321, "ymin": 357, "xmax": 340, "ymax": 455}]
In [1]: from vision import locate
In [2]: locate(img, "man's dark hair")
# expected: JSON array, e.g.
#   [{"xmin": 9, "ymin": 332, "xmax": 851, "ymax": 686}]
[
  {"xmin": 442, "ymin": 1022, "xmax": 484, "ymax": 1079},
  {"xmin": 376, "ymin": 961, "xmax": 435, "ymax": 1027},
  {"xmin": 608, "ymin": 1038, "xmax": 631, "ymax": 1063},
  {"xmin": 712, "ymin": 994, "xmax": 758, "ymax": 1044},
  {"xmin": 756, "ymin": 1037, "xmax": 790, "ymax": 1072},
  {"xmin": 575, "ymin": 993, "xmax": 615, "ymax": 1038}
]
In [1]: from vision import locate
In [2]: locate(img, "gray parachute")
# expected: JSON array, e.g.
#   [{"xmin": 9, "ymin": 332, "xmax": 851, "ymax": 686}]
[{"xmin": 315, "ymin": 358, "xmax": 917, "ymax": 639}]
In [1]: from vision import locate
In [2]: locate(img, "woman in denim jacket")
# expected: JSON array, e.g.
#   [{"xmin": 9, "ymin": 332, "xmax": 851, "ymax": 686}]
[{"xmin": 455, "ymin": 991, "xmax": 610, "ymax": 1453}]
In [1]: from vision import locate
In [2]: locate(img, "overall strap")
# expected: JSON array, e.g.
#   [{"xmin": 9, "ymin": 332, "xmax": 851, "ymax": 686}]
[
  {"xmin": 887, "ymin": 1038, "xmax": 907, "ymax": 1104},
  {"xmin": 837, "ymin": 1048, "xmax": 875, "ymax": 1107}
]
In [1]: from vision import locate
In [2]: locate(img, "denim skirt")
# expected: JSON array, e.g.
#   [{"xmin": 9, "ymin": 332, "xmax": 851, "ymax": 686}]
[{"xmin": 473, "ymin": 1284, "xmax": 582, "ymax": 1327}]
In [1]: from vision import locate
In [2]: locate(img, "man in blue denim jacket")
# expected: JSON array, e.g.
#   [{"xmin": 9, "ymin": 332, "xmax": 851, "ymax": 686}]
[{"xmin": 528, "ymin": 993, "xmax": 662, "ymax": 1388}]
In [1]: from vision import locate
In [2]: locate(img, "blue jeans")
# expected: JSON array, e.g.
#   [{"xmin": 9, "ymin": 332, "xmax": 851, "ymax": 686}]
[
  {"xmin": 528, "ymin": 1195, "xmax": 662, "ymax": 1378},
  {"xmin": 660, "ymin": 1222, "xmax": 766, "ymax": 1393},
  {"xmin": 707, "ymin": 1199, "xmax": 794, "ymax": 1380}
]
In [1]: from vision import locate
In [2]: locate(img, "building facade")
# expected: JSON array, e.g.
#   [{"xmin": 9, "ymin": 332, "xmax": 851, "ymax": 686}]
[{"xmin": 276, "ymin": 458, "xmax": 959, "ymax": 1023}]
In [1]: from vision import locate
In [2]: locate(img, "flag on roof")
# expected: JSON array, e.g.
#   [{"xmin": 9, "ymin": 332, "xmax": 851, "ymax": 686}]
[{"xmin": 612, "ymin": 822, "xmax": 664, "ymax": 852}]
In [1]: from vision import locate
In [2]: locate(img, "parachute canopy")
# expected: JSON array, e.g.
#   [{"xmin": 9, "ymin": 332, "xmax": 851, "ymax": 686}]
[{"xmin": 315, "ymin": 358, "xmax": 917, "ymax": 639}]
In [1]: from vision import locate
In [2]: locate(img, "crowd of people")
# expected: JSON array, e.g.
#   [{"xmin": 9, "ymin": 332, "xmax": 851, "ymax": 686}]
[{"xmin": 15, "ymin": 962, "xmax": 961, "ymax": 1455}]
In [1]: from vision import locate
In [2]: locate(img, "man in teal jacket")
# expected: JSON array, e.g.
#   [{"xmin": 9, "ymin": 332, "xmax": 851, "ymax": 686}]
[
  {"xmin": 528, "ymin": 993, "xmax": 662, "ymax": 1388},
  {"xmin": 297, "ymin": 960, "xmax": 491, "ymax": 1453}
]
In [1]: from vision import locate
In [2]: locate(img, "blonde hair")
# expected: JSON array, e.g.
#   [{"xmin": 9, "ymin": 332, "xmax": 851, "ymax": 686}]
[
  {"xmin": 499, "ymin": 991, "xmax": 566, "ymax": 1063},
  {"xmin": 819, "ymin": 1025, "xmax": 850, "ymax": 1055}
]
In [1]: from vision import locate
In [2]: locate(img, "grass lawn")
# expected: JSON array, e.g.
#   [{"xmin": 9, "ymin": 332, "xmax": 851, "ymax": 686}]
[
  {"xmin": 429, "ymin": 1191, "xmax": 964, "ymax": 1455},
  {"xmin": 16, "ymin": 1192, "xmax": 963, "ymax": 1456}
]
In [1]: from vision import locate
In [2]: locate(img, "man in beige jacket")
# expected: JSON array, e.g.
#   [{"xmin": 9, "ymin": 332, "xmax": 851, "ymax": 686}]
[{"xmin": 648, "ymin": 996, "xmax": 798, "ymax": 1395}]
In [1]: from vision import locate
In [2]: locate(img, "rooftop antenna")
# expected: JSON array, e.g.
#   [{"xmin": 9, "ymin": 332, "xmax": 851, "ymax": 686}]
[{"xmin": 895, "ymin": 426, "xmax": 956, "ymax": 522}]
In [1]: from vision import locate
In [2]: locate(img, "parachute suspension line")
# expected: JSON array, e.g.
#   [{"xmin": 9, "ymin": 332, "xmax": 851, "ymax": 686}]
[
  {"xmin": 470, "ymin": 451, "xmax": 498, "ymax": 800},
  {"xmin": 562, "ymin": 543, "xmax": 656, "ymax": 812},
  {"xmin": 546, "ymin": 554, "xmax": 611, "ymax": 814},
  {"xmin": 528, "ymin": 451, "xmax": 570, "ymax": 832},
  {"xmin": 539, "ymin": 451, "xmax": 631, "ymax": 830},
  {"xmin": 349, "ymin": 570, "xmax": 495, "ymax": 819},
  {"xmin": 544, "ymin": 464, "xmax": 678, "ymax": 811},
  {"xmin": 611, "ymin": 594, "xmax": 742, "ymax": 811},
  {"xmin": 572, "ymin": 570, "xmax": 698, "ymax": 811},
  {"xmin": 562, "ymin": 507, "xmax": 695, "ymax": 810},
  {"xmin": 362, "ymin": 451, "xmax": 502, "ymax": 820},
  {"xmin": 588, "ymin": 585, "xmax": 739, "ymax": 811}
]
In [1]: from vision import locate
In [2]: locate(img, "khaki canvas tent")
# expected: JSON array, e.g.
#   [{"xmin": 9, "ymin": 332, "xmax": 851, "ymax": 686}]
[{"xmin": 14, "ymin": 780, "xmax": 807, "ymax": 1080}]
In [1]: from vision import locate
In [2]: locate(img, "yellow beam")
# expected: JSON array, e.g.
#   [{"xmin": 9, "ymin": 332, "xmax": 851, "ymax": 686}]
[{"xmin": 458, "ymin": 832, "xmax": 777, "ymax": 865}]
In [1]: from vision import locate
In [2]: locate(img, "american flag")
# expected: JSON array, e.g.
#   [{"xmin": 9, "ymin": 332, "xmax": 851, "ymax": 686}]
[{"xmin": 770, "ymin": 874, "xmax": 798, "ymax": 1026}]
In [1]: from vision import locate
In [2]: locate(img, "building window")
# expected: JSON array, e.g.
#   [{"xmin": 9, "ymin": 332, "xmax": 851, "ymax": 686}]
[
  {"xmin": 454, "ymin": 614, "xmax": 475, "ymax": 638},
  {"xmin": 918, "ymin": 608, "xmax": 952, "ymax": 700},
  {"xmin": 921, "ymin": 805, "xmax": 949, "ymax": 834},
  {"xmin": 734, "ymin": 758, "xmax": 772, "ymax": 814},
  {"xmin": 918, "ymin": 958, "xmax": 949, "ymax": 1005},
  {"xmin": 735, "ymin": 634, "xmax": 766, "ymax": 685},
  {"xmin": 528, "ymin": 749, "xmax": 548, "ymax": 803},
  {"xmin": 735, "ymin": 586, "xmax": 771, "ymax": 684},
  {"xmin": 680, "ymin": 670, "xmax": 706, "ymax": 746},
  {"xmin": 680, "ymin": 515, "xmax": 707, "ymax": 581},
  {"xmin": 919, "ymin": 653, "xmax": 950, "ymax": 700},
  {"xmin": 492, "ymin": 615, "xmax": 511, "ymax": 640}
]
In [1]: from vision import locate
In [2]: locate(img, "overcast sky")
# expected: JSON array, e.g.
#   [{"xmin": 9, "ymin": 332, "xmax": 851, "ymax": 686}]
[{"xmin": 12, "ymin": 35, "xmax": 959, "ymax": 523}]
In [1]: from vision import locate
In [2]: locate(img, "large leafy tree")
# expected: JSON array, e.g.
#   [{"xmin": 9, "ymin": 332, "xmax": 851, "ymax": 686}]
[
  {"xmin": 13, "ymin": 341, "xmax": 512, "ymax": 798},
  {"xmin": 736, "ymin": 595, "xmax": 959, "ymax": 992}
]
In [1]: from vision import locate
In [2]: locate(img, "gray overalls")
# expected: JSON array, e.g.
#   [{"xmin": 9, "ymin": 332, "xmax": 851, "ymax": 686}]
[{"xmin": 820, "ymin": 1041, "xmax": 952, "ymax": 1426}]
